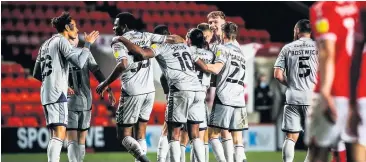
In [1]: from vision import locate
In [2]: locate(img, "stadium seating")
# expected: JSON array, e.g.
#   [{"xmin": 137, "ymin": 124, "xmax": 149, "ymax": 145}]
[{"xmin": 1, "ymin": 1, "xmax": 285, "ymax": 127}]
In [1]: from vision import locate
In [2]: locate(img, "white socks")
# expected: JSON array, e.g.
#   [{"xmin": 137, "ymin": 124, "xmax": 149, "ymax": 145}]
[
  {"xmin": 67, "ymin": 140, "xmax": 79, "ymax": 162},
  {"xmin": 158, "ymin": 136, "xmax": 169, "ymax": 162},
  {"xmin": 191, "ymin": 138, "xmax": 205, "ymax": 162},
  {"xmin": 234, "ymin": 144, "xmax": 246, "ymax": 162},
  {"xmin": 122, "ymin": 136, "xmax": 144, "ymax": 159},
  {"xmin": 180, "ymin": 144, "xmax": 186, "ymax": 162},
  {"xmin": 210, "ymin": 138, "xmax": 226, "ymax": 162},
  {"xmin": 204, "ymin": 144, "xmax": 209, "ymax": 162},
  {"xmin": 79, "ymin": 144, "xmax": 85, "ymax": 162},
  {"xmin": 47, "ymin": 137, "xmax": 63, "ymax": 162},
  {"xmin": 222, "ymin": 139, "xmax": 234, "ymax": 162},
  {"xmin": 169, "ymin": 140, "xmax": 181, "ymax": 162},
  {"xmin": 282, "ymin": 138, "xmax": 295, "ymax": 162}
]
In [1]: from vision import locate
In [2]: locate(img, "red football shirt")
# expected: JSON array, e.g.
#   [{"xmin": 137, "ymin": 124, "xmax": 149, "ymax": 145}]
[{"xmin": 310, "ymin": 1, "xmax": 359, "ymax": 98}]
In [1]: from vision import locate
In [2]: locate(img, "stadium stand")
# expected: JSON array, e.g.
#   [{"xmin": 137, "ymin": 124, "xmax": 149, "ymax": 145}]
[{"xmin": 1, "ymin": 1, "xmax": 283, "ymax": 127}]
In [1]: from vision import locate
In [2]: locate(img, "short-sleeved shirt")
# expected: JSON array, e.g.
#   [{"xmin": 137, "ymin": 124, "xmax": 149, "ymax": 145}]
[
  {"xmin": 149, "ymin": 43, "xmax": 205, "ymax": 92},
  {"xmin": 36, "ymin": 34, "xmax": 90, "ymax": 105},
  {"xmin": 310, "ymin": 2, "xmax": 359, "ymax": 98},
  {"xmin": 274, "ymin": 37, "xmax": 318, "ymax": 105},
  {"xmin": 112, "ymin": 31, "xmax": 167, "ymax": 96},
  {"xmin": 214, "ymin": 42, "xmax": 246, "ymax": 107},
  {"xmin": 68, "ymin": 54, "xmax": 99, "ymax": 111},
  {"xmin": 190, "ymin": 46, "xmax": 215, "ymax": 89}
]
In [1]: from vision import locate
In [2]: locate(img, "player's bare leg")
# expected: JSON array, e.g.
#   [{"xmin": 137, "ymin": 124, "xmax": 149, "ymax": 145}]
[
  {"xmin": 134, "ymin": 120, "xmax": 148, "ymax": 162},
  {"xmin": 158, "ymin": 122, "xmax": 170, "ymax": 162},
  {"xmin": 78, "ymin": 130, "xmax": 88, "ymax": 162},
  {"xmin": 67, "ymin": 130, "xmax": 79, "ymax": 162},
  {"xmin": 232, "ymin": 131, "xmax": 246, "ymax": 162},
  {"xmin": 187, "ymin": 123, "xmax": 205, "ymax": 162},
  {"xmin": 48, "ymin": 126, "xmax": 67, "ymax": 162},
  {"xmin": 282, "ymin": 132, "xmax": 299, "ymax": 162},
  {"xmin": 117, "ymin": 126, "xmax": 149, "ymax": 162},
  {"xmin": 308, "ymin": 144, "xmax": 330, "ymax": 162},
  {"xmin": 221, "ymin": 130, "xmax": 233, "ymax": 162},
  {"xmin": 209, "ymin": 127, "xmax": 226, "ymax": 162},
  {"xmin": 180, "ymin": 129, "xmax": 189, "ymax": 162},
  {"xmin": 167, "ymin": 123, "xmax": 183, "ymax": 162}
]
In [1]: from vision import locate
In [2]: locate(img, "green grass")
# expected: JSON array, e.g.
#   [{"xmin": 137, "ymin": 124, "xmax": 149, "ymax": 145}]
[{"xmin": 2, "ymin": 151, "xmax": 308, "ymax": 162}]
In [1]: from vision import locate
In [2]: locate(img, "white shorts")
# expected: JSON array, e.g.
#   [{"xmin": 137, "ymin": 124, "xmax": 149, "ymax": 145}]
[
  {"xmin": 67, "ymin": 110, "xmax": 91, "ymax": 131},
  {"xmin": 342, "ymin": 98, "xmax": 366, "ymax": 147},
  {"xmin": 305, "ymin": 94, "xmax": 349, "ymax": 148},
  {"xmin": 165, "ymin": 90, "xmax": 206, "ymax": 124},
  {"xmin": 208, "ymin": 104, "xmax": 248, "ymax": 131},
  {"xmin": 116, "ymin": 92, "xmax": 155, "ymax": 126},
  {"xmin": 282, "ymin": 105, "xmax": 309, "ymax": 133},
  {"xmin": 43, "ymin": 102, "xmax": 68, "ymax": 127}
]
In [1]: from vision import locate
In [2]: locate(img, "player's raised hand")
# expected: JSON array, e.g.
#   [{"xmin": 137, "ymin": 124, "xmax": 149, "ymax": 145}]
[{"xmin": 84, "ymin": 31, "xmax": 100, "ymax": 44}]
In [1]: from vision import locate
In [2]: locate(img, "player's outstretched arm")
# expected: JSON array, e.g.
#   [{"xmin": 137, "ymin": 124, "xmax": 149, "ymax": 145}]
[
  {"xmin": 115, "ymin": 36, "xmax": 155, "ymax": 59},
  {"xmin": 273, "ymin": 68, "xmax": 288, "ymax": 86},
  {"xmin": 60, "ymin": 31, "xmax": 99, "ymax": 69},
  {"xmin": 206, "ymin": 63, "xmax": 224, "ymax": 75},
  {"xmin": 195, "ymin": 59, "xmax": 210, "ymax": 73},
  {"xmin": 165, "ymin": 35, "xmax": 185, "ymax": 44},
  {"xmin": 96, "ymin": 59, "xmax": 128, "ymax": 95}
]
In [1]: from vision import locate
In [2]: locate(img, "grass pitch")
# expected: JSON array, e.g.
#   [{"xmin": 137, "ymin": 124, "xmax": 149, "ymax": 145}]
[{"xmin": 2, "ymin": 151, "xmax": 308, "ymax": 162}]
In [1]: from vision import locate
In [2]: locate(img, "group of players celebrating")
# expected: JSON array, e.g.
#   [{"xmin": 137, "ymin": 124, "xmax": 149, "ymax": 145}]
[{"xmin": 32, "ymin": 1, "xmax": 366, "ymax": 162}]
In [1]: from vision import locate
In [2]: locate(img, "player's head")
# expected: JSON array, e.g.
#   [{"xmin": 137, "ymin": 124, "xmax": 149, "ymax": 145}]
[
  {"xmin": 207, "ymin": 11, "xmax": 226, "ymax": 36},
  {"xmin": 294, "ymin": 19, "xmax": 311, "ymax": 40},
  {"xmin": 222, "ymin": 22, "xmax": 238, "ymax": 41},
  {"xmin": 187, "ymin": 28, "xmax": 205, "ymax": 48},
  {"xmin": 114, "ymin": 12, "xmax": 137, "ymax": 36},
  {"xmin": 154, "ymin": 25, "xmax": 170, "ymax": 35},
  {"xmin": 197, "ymin": 23, "xmax": 213, "ymax": 43},
  {"xmin": 51, "ymin": 12, "xmax": 78, "ymax": 40}
]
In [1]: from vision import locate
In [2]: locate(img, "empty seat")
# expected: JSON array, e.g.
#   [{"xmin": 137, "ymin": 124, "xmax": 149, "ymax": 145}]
[
  {"xmin": 93, "ymin": 117, "xmax": 109, "ymax": 126},
  {"xmin": 97, "ymin": 104, "xmax": 109, "ymax": 116},
  {"xmin": 29, "ymin": 92, "xmax": 41, "ymax": 102},
  {"xmin": 31, "ymin": 104, "xmax": 44, "ymax": 117},
  {"xmin": 6, "ymin": 117, "xmax": 23, "ymax": 127},
  {"xmin": 2, "ymin": 104, "xmax": 12, "ymax": 116},
  {"xmin": 23, "ymin": 117, "xmax": 39, "ymax": 127}
]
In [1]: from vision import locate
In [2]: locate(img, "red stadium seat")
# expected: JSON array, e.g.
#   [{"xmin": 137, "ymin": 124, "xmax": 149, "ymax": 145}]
[
  {"xmin": 2, "ymin": 104, "xmax": 12, "ymax": 116},
  {"xmin": 6, "ymin": 117, "xmax": 23, "ymax": 127},
  {"xmin": 27, "ymin": 77, "xmax": 42, "ymax": 89},
  {"xmin": 23, "ymin": 117, "xmax": 39, "ymax": 127},
  {"xmin": 93, "ymin": 117, "xmax": 109, "ymax": 126},
  {"xmin": 97, "ymin": 104, "xmax": 109, "ymax": 116},
  {"xmin": 3, "ymin": 21, "xmax": 14, "ymax": 32},
  {"xmin": 31, "ymin": 104, "xmax": 44, "ymax": 117},
  {"xmin": 18, "ymin": 34, "xmax": 29, "ymax": 45},
  {"xmin": 2, "ymin": 8, "xmax": 11, "ymax": 18},
  {"xmin": 23, "ymin": 8, "xmax": 35, "ymax": 19},
  {"xmin": 29, "ymin": 92, "xmax": 41, "ymax": 102},
  {"xmin": 12, "ymin": 9, "xmax": 24, "ymax": 20},
  {"xmin": 6, "ymin": 35, "xmax": 17, "ymax": 44},
  {"xmin": 14, "ymin": 104, "xmax": 32, "ymax": 116}
]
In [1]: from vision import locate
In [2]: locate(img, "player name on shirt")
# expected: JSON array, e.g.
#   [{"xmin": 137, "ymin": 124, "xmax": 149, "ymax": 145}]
[{"xmin": 288, "ymin": 50, "xmax": 318, "ymax": 56}]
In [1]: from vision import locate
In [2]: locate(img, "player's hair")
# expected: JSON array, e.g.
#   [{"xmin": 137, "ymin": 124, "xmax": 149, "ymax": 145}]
[
  {"xmin": 154, "ymin": 25, "xmax": 170, "ymax": 35},
  {"xmin": 222, "ymin": 21, "xmax": 238, "ymax": 40},
  {"xmin": 207, "ymin": 11, "xmax": 225, "ymax": 20},
  {"xmin": 188, "ymin": 28, "xmax": 205, "ymax": 48},
  {"xmin": 51, "ymin": 11, "xmax": 73, "ymax": 33},
  {"xmin": 295, "ymin": 19, "xmax": 311, "ymax": 33},
  {"xmin": 197, "ymin": 23, "xmax": 211, "ymax": 32},
  {"xmin": 116, "ymin": 12, "xmax": 137, "ymax": 30}
]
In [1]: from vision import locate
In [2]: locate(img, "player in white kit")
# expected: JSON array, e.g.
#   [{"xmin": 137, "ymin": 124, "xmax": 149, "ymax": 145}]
[
  {"xmin": 32, "ymin": 12, "xmax": 99, "ymax": 162},
  {"xmin": 207, "ymin": 22, "xmax": 248, "ymax": 162},
  {"xmin": 273, "ymin": 19, "xmax": 318, "ymax": 162},
  {"xmin": 113, "ymin": 29, "xmax": 213, "ymax": 162},
  {"xmin": 187, "ymin": 28, "xmax": 215, "ymax": 162},
  {"xmin": 66, "ymin": 36, "xmax": 115, "ymax": 162},
  {"xmin": 96, "ymin": 12, "xmax": 184, "ymax": 162}
]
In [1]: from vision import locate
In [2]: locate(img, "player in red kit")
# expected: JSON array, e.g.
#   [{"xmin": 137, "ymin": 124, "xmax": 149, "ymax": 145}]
[
  {"xmin": 343, "ymin": 2, "xmax": 366, "ymax": 161},
  {"xmin": 307, "ymin": 2, "xmax": 360, "ymax": 162}
]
